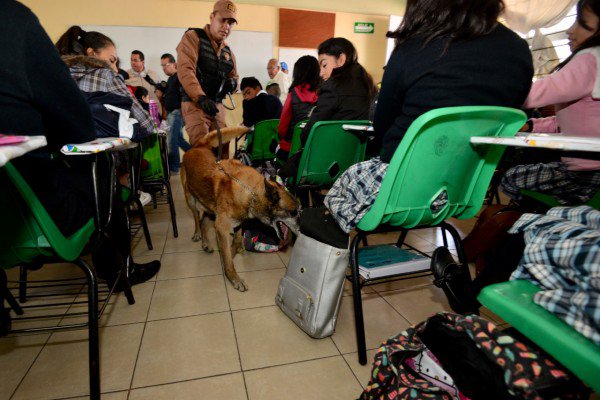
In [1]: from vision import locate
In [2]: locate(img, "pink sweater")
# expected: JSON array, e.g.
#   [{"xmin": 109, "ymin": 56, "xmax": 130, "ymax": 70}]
[{"xmin": 524, "ymin": 48, "xmax": 600, "ymax": 171}]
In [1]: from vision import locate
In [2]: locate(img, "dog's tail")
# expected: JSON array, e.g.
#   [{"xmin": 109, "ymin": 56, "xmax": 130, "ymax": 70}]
[{"xmin": 196, "ymin": 126, "xmax": 250, "ymax": 148}]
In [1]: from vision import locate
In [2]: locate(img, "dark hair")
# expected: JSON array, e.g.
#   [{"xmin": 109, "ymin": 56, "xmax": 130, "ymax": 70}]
[
  {"xmin": 388, "ymin": 0, "xmax": 504, "ymax": 46},
  {"xmin": 134, "ymin": 86, "xmax": 149, "ymax": 102},
  {"xmin": 131, "ymin": 50, "xmax": 145, "ymax": 61},
  {"xmin": 55, "ymin": 26, "xmax": 114, "ymax": 56},
  {"xmin": 240, "ymin": 77, "xmax": 262, "ymax": 90},
  {"xmin": 161, "ymin": 53, "xmax": 176, "ymax": 63},
  {"xmin": 266, "ymin": 83, "xmax": 281, "ymax": 97},
  {"xmin": 554, "ymin": 0, "xmax": 600, "ymax": 71},
  {"xmin": 290, "ymin": 55, "xmax": 320, "ymax": 92},
  {"xmin": 318, "ymin": 37, "xmax": 376, "ymax": 99}
]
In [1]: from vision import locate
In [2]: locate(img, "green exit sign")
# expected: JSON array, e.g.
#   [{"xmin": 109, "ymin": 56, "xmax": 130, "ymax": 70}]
[{"xmin": 354, "ymin": 22, "xmax": 374, "ymax": 34}]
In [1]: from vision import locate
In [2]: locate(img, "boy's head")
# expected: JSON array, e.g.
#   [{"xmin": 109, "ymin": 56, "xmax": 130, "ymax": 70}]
[
  {"xmin": 266, "ymin": 83, "xmax": 281, "ymax": 98},
  {"xmin": 240, "ymin": 77, "xmax": 262, "ymax": 100},
  {"xmin": 135, "ymin": 86, "xmax": 150, "ymax": 103}
]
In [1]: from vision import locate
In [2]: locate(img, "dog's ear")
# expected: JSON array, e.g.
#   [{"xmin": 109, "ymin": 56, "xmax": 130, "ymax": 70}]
[{"xmin": 264, "ymin": 179, "xmax": 280, "ymax": 205}]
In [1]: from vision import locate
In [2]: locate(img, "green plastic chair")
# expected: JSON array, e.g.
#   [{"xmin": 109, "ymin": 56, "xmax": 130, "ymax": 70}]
[
  {"xmin": 288, "ymin": 120, "xmax": 308, "ymax": 158},
  {"xmin": 140, "ymin": 132, "xmax": 178, "ymax": 241},
  {"xmin": 520, "ymin": 187, "xmax": 600, "ymax": 210},
  {"xmin": 293, "ymin": 120, "xmax": 372, "ymax": 189},
  {"xmin": 246, "ymin": 119, "xmax": 280, "ymax": 163},
  {"xmin": 0, "ymin": 160, "xmax": 131, "ymax": 400},
  {"xmin": 348, "ymin": 106, "xmax": 527, "ymax": 365},
  {"xmin": 478, "ymin": 280, "xmax": 600, "ymax": 392}
]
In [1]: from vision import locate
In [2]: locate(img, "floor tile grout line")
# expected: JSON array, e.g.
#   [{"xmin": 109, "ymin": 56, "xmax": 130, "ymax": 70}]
[
  {"xmin": 222, "ymin": 273, "xmax": 251, "ymax": 400},
  {"xmin": 125, "ymin": 274, "xmax": 159, "ymax": 398},
  {"xmin": 8, "ymin": 330, "xmax": 54, "ymax": 400},
  {"xmin": 9, "ymin": 279, "xmax": 89, "ymax": 399}
]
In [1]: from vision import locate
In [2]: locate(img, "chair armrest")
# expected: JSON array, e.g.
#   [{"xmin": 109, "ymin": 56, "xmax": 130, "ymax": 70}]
[{"xmin": 342, "ymin": 124, "xmax": 374, "ymax": 143}]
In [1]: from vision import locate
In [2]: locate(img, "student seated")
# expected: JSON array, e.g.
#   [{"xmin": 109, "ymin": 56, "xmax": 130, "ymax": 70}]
[
  {"xmin": 300, "ymin": 37, "xmax": 376, "ymax": 145},
  {"xmin": 266, "ymin": 83, "xmax": 281, "ymax": 98},
  {"xmin": 323, "ymin": 0, "xmax": 534, "ymax": 234},
  {"xmin": 240, "ymin": 77, "xmax": 282, "ymax": 127},
  {"xmin": 435, "ymin": 0, "xmax": 600, "ymax": 314},
  {"xmin": 500, "ymin": 0, "xmax": 600, "ymax": 206},
  {"xmin": 55, "ymin": 26, "xmax": 155, "ymax": 136},
  {"xmin": 0, "ymin": 2, "xmax": 160, "ymax": 288},
  {"xmin": 278, "ymin": 38, "xmax": 375, "ymax": 179},
  {"xmin": 275, "ymin": 55, "xmax": 320, "ymax": 162}
]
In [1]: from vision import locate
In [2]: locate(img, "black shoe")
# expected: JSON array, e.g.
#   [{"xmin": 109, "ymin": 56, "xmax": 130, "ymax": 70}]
[
  {"xmin": 128, "ymin": 260, "xmax": 161, "ymax": 286},
  {"xmin": 107, "ymin": 260, "xmax": 161, "ymax": 292},
  {"xmin": 431, "ymin": 247, "xmax": 477, "ymax": 314}
]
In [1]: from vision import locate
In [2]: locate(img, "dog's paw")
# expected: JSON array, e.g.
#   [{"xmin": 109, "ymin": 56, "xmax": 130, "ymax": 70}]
[
  {"xmin": 192, "ymin": 233, "xmax": 201, "ymax": 242},
  {"xmin": 232, "ymin": 279, "xmax": 248, "ymax": 292},
  {"xmin": 202, "ymin": 243, "xmax": 214, "ymax": 253}
]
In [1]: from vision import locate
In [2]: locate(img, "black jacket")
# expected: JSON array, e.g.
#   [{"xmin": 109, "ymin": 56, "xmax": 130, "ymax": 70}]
[
  {"xmin": 242, "ymin": 92, "xmax": 283, "ymax": 127},
  {"xmin": 374, "ymin": 24, "xmax": 534, "ymax": 163},
  {"xmin": 0, "ymin": 1, "xmax": 95, "ymax": 148},
  {"xmin": 0, "ymin": 1, "xmax": 97, "ymax": 236},
  {"xmin": 301, "ymin": 63, "xmax": 372, "ymax": 144},
  {"xmin": 164, "ymin": 73, "xmax": 182, "ymax": 112}
]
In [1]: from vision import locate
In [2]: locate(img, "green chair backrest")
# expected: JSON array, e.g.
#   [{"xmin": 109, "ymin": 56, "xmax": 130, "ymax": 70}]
[
  {"xmin": 141, "ymin": 132, "xmax": 164, "ymax": 179},
  {"xmin": 295, "ymin": 120, "xmax": 371, "ymax": 187},
  {"xmin": 289, "ymin": 120, "xmax": 308, "ymax": 157},
  {"xmin": 0, "ymin": 162, "xmax": 95, "ymax": 268},
  {"xmin": 247, "ymin": 119, "xmax": 280, "ymax": 162},
  {"xmin": 357, "ymin": 106, "xmax": 527, "ymax": 231}
]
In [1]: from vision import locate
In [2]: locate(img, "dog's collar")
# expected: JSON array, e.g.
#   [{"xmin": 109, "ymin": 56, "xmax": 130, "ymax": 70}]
[{"xmin": 217, "ymin": 163, "xmax": 256, "ymax": 214}]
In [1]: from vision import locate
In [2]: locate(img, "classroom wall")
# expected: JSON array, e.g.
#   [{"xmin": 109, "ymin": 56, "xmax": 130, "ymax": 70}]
[{"xmin": 21, "ymin": 0, "xmax": 396, "ymax": 84}]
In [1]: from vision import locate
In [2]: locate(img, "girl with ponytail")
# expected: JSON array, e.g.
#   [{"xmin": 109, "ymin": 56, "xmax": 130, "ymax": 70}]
[{"xmin": 55, "ymin": 25, "xmax": 153, "ymax": 134}]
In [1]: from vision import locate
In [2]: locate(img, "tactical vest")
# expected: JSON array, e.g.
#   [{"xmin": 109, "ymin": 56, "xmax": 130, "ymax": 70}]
[{"xmin": 190, "ymin": 28, "xmax": 234, "ymax": 102}]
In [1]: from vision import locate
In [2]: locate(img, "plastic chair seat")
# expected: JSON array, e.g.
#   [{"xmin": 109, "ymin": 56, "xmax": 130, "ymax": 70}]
[
  {"xmin": 0, "ymin": 162, "xmax": 95, "ymax": 268},
  {"xmin": 520, "ymin": 188, "xmax": 600, "ymax": 210},
  {"xmin": 247, "ymin": 119, "xmax": 280, "ymax": 162},
  {"xmin": 478, "ymin": 280, "xmax": 600, "ymax": 392}
]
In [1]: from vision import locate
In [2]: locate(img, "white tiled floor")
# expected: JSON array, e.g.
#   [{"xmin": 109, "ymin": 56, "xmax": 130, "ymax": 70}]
[{"xmin": 1, "ymin": 174, "xmax": 482, "ymax": 400}]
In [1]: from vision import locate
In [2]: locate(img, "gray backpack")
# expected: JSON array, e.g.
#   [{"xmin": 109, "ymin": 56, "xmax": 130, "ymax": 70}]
[{"xmin": 275, "ymin": 233, "xmax": 349, "ymax": 338}]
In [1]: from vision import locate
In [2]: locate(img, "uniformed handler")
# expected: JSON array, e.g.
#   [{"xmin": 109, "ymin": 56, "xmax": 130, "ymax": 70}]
[{"xmin": 177, "ymin": 0, "xmax": 239, "ymax": 146}]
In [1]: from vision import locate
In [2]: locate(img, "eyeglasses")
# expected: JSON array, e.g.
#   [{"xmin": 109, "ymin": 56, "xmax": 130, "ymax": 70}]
[{"xmin": 161, "ymin": 63, "xmax": 172, "ymax": 68}]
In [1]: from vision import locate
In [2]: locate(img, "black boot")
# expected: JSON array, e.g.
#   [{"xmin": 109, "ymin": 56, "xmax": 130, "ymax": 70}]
[{"xmin": 431, "ymin": 247, "xmax": 478, "ymax": 314}]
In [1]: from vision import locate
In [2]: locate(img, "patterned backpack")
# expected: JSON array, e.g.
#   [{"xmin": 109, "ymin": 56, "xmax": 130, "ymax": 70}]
[{"xmin": 361, "ymin": 312, "xmax": 587, "ymax": 400}]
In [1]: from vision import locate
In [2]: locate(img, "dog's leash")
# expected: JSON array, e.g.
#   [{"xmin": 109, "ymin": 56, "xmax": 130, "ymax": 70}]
[{"xmin": 216, "ymin": 163, "xmax": 257, "ymax": 212}]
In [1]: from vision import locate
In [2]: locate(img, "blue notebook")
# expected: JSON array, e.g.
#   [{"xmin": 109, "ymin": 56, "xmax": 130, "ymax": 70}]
[{"xmin": 358, "ymin": 245, "xmax": 430, "ymax": 279}]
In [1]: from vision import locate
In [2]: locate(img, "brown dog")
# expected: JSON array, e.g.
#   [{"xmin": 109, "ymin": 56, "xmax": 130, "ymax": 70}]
[{"xmin": 181, "ymin": 126, "xmax": 300, "ymax": 291}]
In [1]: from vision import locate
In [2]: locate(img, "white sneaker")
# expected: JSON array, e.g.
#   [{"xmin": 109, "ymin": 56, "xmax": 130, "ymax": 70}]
[{"xmin": 138, "ymin": 191, "xmax": 152, "ymax": 207}]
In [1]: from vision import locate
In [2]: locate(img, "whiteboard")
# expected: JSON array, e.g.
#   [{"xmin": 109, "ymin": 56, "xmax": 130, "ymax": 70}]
[
  {"xmin": 278, "ymin": 47, "xmax": 319, "ymax": 81},
  {"xmin": 82, "ymin": 25, "xmax": 273, "ymax": 84}
]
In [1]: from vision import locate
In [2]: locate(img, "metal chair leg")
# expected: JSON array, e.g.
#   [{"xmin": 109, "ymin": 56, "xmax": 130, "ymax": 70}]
[
  {"xmin": 350, "ymin": 234, "xmax": 368, "ymax": 365},
  {"xmin": 440, "ymin": 222, "xmax": 467, "ymax": 266},
  {"xmin": 4, "ymin": 286, "xmax": 23, "ymax": 315},
  {"xmin": 441, "ymin": 226, "xmax": 449, "ymax": 248},
  {"xmin": 19, "ymin": 266, "xmax": 27, "ymax": 303},
  {"xmin": 76, "ymin": 259, "xmax": 100, "ymax": 400},
  {"xmin": 164, "ymin": 179, "xmax": 178, "ymax": 238},
  {"xmin": 135, "ymin": 200, "xmax": 153, "ymax": 250},
  {"xmin": 395, "ymin": 229, "xmax": 408, "ymax": 247}
]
